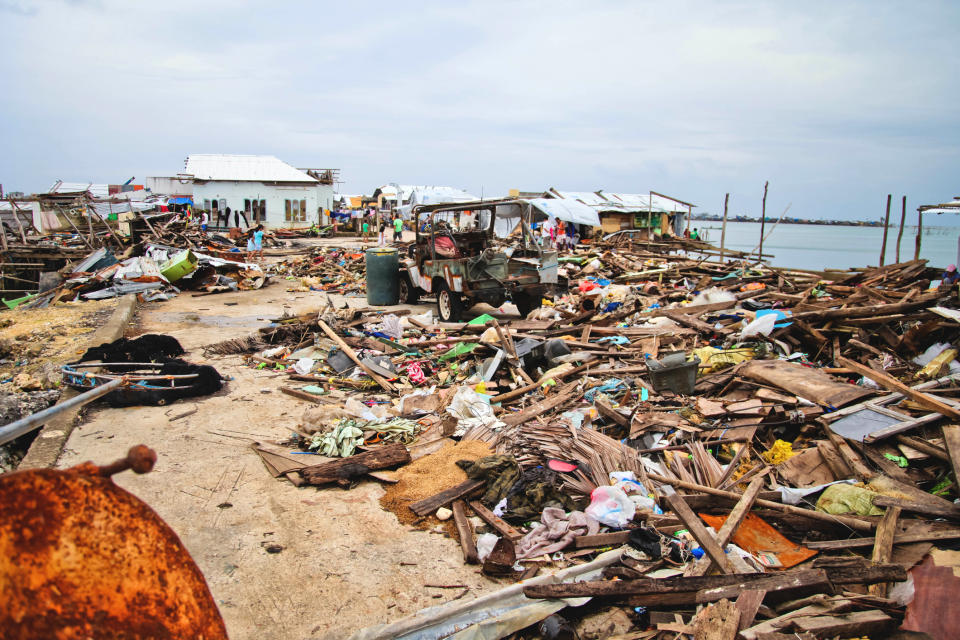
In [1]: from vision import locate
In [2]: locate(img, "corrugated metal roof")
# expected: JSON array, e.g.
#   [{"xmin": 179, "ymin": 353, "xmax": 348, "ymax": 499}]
[
  {"xmin": 48, "ymin": 181, "xmax": 110, "ymax": 198},
  {"xmin": 183, "ymin": 155, "xmax": 318, "ymax": 183},
  {"xmin": 549, "ymin": 190, "xmax": 610, "ymax": 207},
  {"xmin": 603, "ymin": 192, "xmax": 687, "ymax": 212}
]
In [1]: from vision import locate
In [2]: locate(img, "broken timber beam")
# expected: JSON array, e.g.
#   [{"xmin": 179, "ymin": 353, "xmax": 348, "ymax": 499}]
[
  {"xmin": 299, "ymin": 443, "xmax": 411, "ymax": 487},
  {"xmin": 837, "ymin": 356, "xmax": 960, "ymax": 421},
  {"xmin": 646, "ymin": 472, "xmax": 874, "ymax": 532},
  {"xmin": 689, "ymin": 476, "xmax": 766, "ymax": 576},
  {"xmin": 318, "ymin": 319, "xmax": 396, "ymax": 392},
  {"xmin": 409, "ymin": 479, "xmax": 485, "ymax": 517}
]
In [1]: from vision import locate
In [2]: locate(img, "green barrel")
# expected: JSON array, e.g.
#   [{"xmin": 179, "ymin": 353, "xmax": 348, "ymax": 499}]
[{"xmin": 365, "ymin": 247, "xmax": 399, "ymax": 305}]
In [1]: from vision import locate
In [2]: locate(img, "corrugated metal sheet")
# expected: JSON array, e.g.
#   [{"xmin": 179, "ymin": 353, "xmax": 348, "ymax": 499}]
[
  {"xmin": 603, "ymin": 192, "xmax": 687, "ymax": 213},
  {"xmin": 549, "ymin": 190, "xmax": 610, "ymax": 207},
  {"xmin": 183, "ymin": 155, "xmax": 318, "ymax": 183},
  {"xmin": 47, "ymin": 182, "xmax": 110, "ymax": 198}
]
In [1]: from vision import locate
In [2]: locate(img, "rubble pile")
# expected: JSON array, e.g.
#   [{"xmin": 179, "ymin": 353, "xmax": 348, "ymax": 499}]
[
  {"xmin": 221, "ymin": 246, "xmax": 960, "ymax": 639},
  {"xmin": 270, "ymin": 247, "xmax": 368, "ymax": 294}
]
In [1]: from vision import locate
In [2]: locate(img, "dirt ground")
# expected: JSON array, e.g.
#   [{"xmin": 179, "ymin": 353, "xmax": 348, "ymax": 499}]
[{"xmin": 56, "ymin": 267, "xmax": 514, "ymax": 639}]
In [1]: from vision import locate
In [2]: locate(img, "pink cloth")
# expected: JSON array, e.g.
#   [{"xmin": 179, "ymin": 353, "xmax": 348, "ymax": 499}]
[{"xmin": 515, "ymin": 508, "xmax": 600, "ymax": 560}]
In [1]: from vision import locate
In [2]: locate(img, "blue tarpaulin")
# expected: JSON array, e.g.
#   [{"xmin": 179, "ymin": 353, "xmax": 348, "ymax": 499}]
[{"xmin": 168, "ymin": 197, "xmax": 193, "ymax": 205}]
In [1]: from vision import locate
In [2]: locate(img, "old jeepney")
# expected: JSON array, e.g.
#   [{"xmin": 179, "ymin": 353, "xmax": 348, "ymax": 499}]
[{"xmin": 398, "ymin": 198, "xmax": 565, "ymax": 322}]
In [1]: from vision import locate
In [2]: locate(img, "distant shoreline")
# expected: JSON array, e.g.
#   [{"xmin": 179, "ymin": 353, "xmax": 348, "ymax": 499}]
[{"xmin": 691, "ymin": 216, "xmax": 888, "ymax": 227}]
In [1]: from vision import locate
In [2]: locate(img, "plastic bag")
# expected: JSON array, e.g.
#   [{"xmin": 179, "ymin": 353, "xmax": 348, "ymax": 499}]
[
  {"xmin": 585, "ymin": 485, "xmax": 636, "ymax": 529},
  {"xmin": 477, "ymin": 533, "xmax": 500, "ymax": 563},
  {"xmin": 293, "ymin": 358, "xmax": 315, "ymax": 375},
  {"xmin": 740, "ymin": 313, "xmax": 777, "ymax": 339}
]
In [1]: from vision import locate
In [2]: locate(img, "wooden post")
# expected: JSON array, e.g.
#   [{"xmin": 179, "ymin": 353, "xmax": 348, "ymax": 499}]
[
  {"xmin": 8, "ymin": 200, "xmax": 27, "ymax": 243},
  {"xmin": 719, "ymin": 193, "xmax": 729, "ymax": 263},
  {"xmin": 879, "ymin": 194, "xmax": 891, "ymax": 266},
  {"xmin": 759, "ymin": 181, "xmax": 768, "ymax": 261},
  {"xmin": 85, "ymin": 205, "xmax": 98, "ymax": 247},
  {"xmin": 56, "ymin": 205, "xmax": 94, "ymax": 250},
  {"xmin": 0, "ymin": 206, "xmax": 8, "ymax": 252},
  {"xmin": 686, "ymin": 204, "xmax": 692, "ymax": 235},
  {"xmin": 895, "ymin": 196, "xmax": 906, "ymax": 264},
  {"xmin": 914, "ymin": 208, "xmax": 923, "ymax": 260}
]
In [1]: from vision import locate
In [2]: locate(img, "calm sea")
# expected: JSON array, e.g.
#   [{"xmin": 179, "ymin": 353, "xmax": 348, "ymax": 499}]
[{"xmin": 694, "ymin": 221, "xmax": 960, "ymax": 272}]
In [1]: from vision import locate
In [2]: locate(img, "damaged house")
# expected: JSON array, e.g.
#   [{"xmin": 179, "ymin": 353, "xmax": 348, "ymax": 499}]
[{"xmin": 150, "ymin": 155, "xmax": 339, "ymax": 228}]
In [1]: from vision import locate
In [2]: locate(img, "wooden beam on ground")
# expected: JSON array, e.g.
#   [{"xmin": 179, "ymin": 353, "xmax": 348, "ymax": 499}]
[
  {"xmin": 452, "ymin": 500, "xmax": 479, "ymax": 564},
  {"xmin": 646, "ymin": 472, "xmax": 874, "ymax": 532},
  {"xmin": 409, "ymin": 479, "xmax": 485, "ymax": 517},
  {"xmin": 837, "ymin": 356, "xmax": 960, "ymax": 421},
  {"xmin": 299, "ymin": 443, "xmax": 410, "ymax": 487},
  {"xmin": 318, "ymin": 319, "xmax": 396, "ymax": 392},
  {"xmin": 573, "ymin": 530, "xmax": 631, "ymax": 549},
  {"xmin": 868, "ymin": 506, "xmax": 901, "ymax": 597},
  {"xmin": 664, "ymin": 493, "xmax": 733, "ymax": 574},
  {"xmin": 942, "ymin": 424, "xmax": 960, "ymax": 483},
  {"xmin": 872, "ymin": 495, "xmax": 960, "ymax": 521},
  {"xmin": 690, "ymin": 476, "xmax": 766, "ymax": 576},
  {"xmin": 468, "ymin": 500, "xmax": 523, "ymax": 541},
  {"xmin": 735, "ymin": 589, "xmax": 767, "ymax": 631}
]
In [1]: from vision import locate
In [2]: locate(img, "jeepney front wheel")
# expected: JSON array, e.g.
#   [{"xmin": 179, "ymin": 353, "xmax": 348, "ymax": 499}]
[
  {"xmin": 398, "ymin": 273, "xmax": 419, "ymax": 304},
  {"xmin": 436, "ymin": 281, "xmax": 464, "ymax": 322}
]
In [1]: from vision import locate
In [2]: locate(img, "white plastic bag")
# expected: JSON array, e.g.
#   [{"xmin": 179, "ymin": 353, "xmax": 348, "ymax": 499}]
[
  {"xmin": 584, "ymin": 485, "xmax": 636, "ymax": 529},
  {"xmin": 740, "ymin": 313, "xmax": 777, "ymax": 339},
  {"xmin": 476, "ymin": 533, "xmax": 500, "ymax": 563},
  {"xmin": 293, "ymin": 358, "xmax": 315, "ymax": 375}
]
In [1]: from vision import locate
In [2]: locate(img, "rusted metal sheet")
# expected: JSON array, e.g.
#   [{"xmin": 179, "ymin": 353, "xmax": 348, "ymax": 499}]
[{"xmin": 0, "ymin": 446, "xmax": 228, "ymax": 639}]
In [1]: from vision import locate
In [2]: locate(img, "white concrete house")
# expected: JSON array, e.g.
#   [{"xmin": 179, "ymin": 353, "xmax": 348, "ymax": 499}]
[{"xmin": 180, "ymin": 155, "xmax": 337, "ymax": 228}]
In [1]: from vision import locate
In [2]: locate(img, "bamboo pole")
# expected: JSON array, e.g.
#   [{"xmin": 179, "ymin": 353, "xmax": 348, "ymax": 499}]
[
  {"xmin": 719, "ymin": 193, "xmax": 729, "ymax": 263},
  {"xmin": 759, "ymin": 181, "xmax": 768, "ymax": 261},
  {"xmin": 895, "ymin": 196, "xmax": 906, "ymax": 263},
  {"xmin": 879, "ymin": 194, "xmax": 892, "ymax": 266}
]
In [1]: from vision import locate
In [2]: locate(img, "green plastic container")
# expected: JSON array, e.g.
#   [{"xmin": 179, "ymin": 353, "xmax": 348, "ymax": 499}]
[
  {"xmin": 365, "ymin": 247, "xmax": 399, "ymax": 305},
  {"xmin": 160, "ymin": 250, "xmax": 199, "ymax": 283}
]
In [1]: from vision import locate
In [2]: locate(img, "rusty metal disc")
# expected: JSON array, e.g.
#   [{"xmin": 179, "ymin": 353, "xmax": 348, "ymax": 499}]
[{"xmin": 0, "ymin": 449, "xmax": 228, "ymax": 639}]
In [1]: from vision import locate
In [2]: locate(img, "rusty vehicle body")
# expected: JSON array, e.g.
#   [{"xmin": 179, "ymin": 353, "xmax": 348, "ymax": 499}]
[
  {"xmin": 399, "ymin": 198, "xmax": 564, "ymax": 322},
  {"xmin": 0, "ymin": 445, "xmax": 228, "ymax": 640}
]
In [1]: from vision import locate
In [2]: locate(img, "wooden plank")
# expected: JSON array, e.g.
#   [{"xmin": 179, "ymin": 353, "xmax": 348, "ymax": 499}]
[
  {"xmin": 299, "ymin": 443, "xmax": 411, "ymax": 487},
  {"xmin": 735, "ymin": 589, "xmax": 767, "ymax": 631},
  {"xmin": 837, "ymin": 356, "xmax": 960, "ymax": 421},
  {"xmin": 317, "ymin": 319, "xmax": 396, "ymax": 392},
  {"xmin": 664, "ymin": 493, "xmax": 733, "ymax": 574},
  {"xmin": 573, "ymin": 530, "xmax": 631, "ymax": 549},
  {"xmin": 500, "ymin": 380, "xmax": 580, "ymax": 427},
  {"xmin": 409, "ymin": 479, "xmax": 485, "ymax": 517},
  {"xmin": 690, "ymin": 476, "xmax": 766, "ymax": 576},
  {"xmin": 595, "ymin": 397, "xmax": 630, "ymax": 428},
  {"xmin": 697, "ymin": 570, "xmax": 831, "ymax": 604},
  {"xmin": 452, "ymin": 500, "xmax": 479, "ymax": 564},
  {"xmin": 692, "ymin": 598, "xmax": 740, "ymax": 640},
  {"xmin": 896, "ymin": 434, "xmax": 950, "ymax": 461},
  {"xmin": 872, "ymin": 495, "xmax": 960, "ymax": 521},
  {"xmin": 942, "ymin": 424, "xmax": 960, "ymax": 484},
  {"xmin": 805, "ymin": 529, "xmax": 960, "ymax": 550},
  {"xmin": 646, "ymin": 472, "xmax": 874, "ymax": 532},
  {"xmin": 468, "ymin": 500, "xmax": 523, "ymax": 541},
  {"xmin": 788, "ymin": 610, "xmax": 893, "ymax": 636},
  {"xmin": 869, "ymin": 506, "xmax": 901, "ymax": 597},
  {"xmin": 279, "ymin": 386, "xmax": 325, "ymax": 404}
]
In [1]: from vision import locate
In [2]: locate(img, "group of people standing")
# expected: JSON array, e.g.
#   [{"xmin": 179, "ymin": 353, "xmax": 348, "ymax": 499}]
[
  {"xmin": 533, "ymin": 220, "xmax": 579, "ymax": 249},
  {"xmin": 360, "ymin": 212, "xmax": 405, "ymax": 245}
]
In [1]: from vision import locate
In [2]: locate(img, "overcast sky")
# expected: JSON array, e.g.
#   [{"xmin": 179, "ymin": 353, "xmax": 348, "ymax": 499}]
[{"xmin": 1, "ymin": 0, "xmax": 958, "ymax": 221}]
